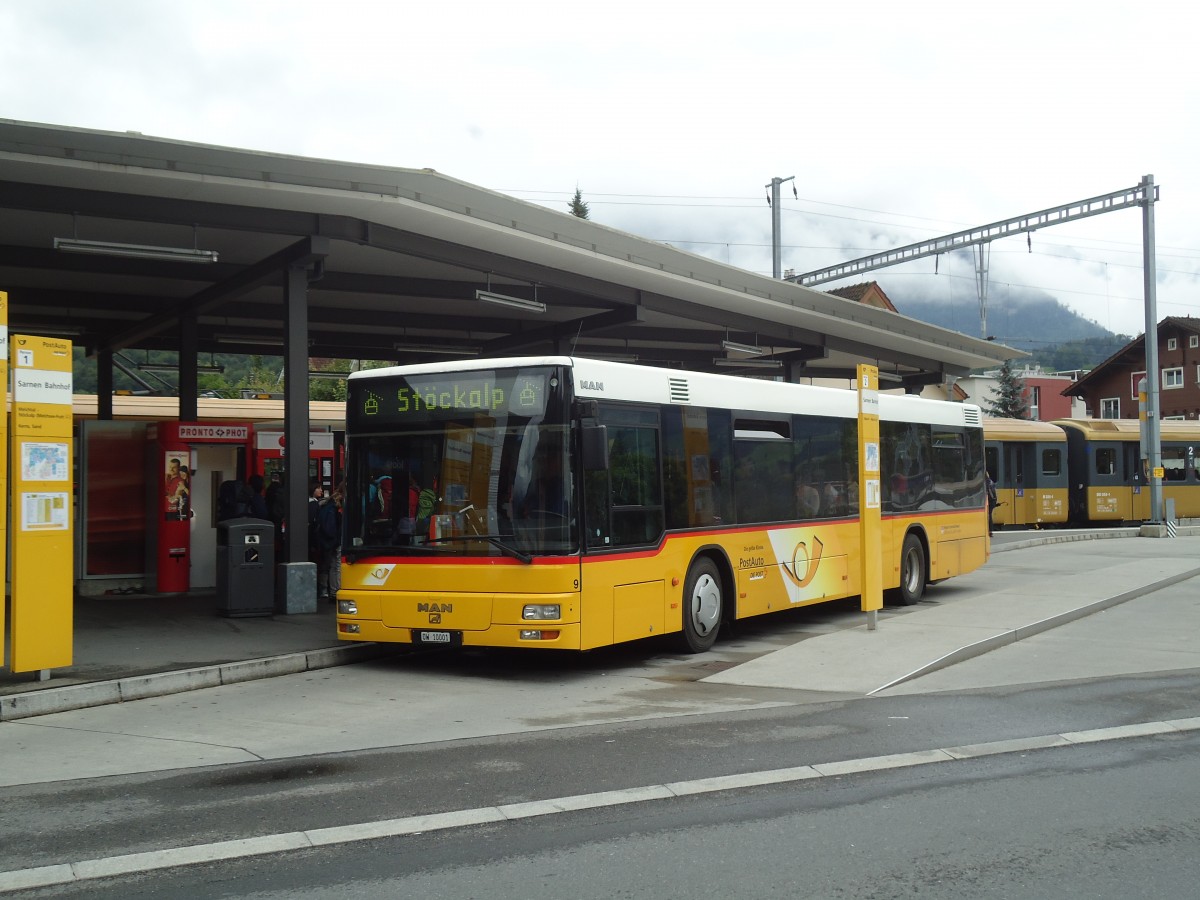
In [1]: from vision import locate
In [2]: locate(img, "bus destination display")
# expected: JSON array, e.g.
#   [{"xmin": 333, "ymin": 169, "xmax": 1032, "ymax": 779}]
[{"xmin": 350, "ymin": 369, "xmax": 549, "ymax": 427}]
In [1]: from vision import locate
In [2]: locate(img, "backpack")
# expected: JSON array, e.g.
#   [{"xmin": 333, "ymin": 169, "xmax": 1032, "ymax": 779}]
[
  {"xmin": 316, "ymin": 500, "xmax": 340, "ymax": 550},
  {"xmin": 218, "ymin": 480, "xmax": 254, "ymax": 520}
]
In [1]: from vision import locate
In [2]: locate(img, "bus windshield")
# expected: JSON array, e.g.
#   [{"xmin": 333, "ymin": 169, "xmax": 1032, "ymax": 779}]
[{"xmin": 344, "ymin": 365, "xmax": 575, "ymax": 560}]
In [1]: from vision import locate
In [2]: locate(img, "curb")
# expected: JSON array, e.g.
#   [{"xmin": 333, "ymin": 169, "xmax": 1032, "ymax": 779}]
[{"xmin": 0, "ymin": 644, "xmax": 391, "ymax": 722}]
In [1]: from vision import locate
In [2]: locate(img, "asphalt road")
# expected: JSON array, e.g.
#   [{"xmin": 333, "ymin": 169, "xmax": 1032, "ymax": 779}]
[
  {"xmin": 8, "ymin": 727, "xmax": 1200, "ymax": 899},
  {"xmin": 2, "ymin": 538, "xmax": 1199, "ymax": 898}
]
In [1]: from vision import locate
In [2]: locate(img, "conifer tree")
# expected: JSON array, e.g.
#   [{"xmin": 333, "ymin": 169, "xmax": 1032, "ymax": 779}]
[
  {"xmin": 567, "ymin": 187, "xmax": 590, "ymax": 219},
  {"xmin": 986, "ymin": 359, "xmax": 1029, "ymax": 418}
]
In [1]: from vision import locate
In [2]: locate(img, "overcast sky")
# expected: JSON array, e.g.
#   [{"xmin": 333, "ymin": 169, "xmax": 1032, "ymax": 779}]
[{"xmin": 4, "ymin": 0, "xmax": 1197, "ymax": 342}]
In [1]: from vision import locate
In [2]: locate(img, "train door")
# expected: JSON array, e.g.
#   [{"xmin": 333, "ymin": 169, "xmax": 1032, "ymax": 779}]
[
  {"xmin": 1087, "ymin": 441, "xmax": 1126, "ymax": 521},
  {"xmin": 984, "ymin": 443, "xmax": 1005, "ymax": 527},
  {"xmin": 1126, "ymin": 442, "xmax": 1149, "ymax": 521},
  {"xmin": 1004, "ymin": 443, "xmax": 1027, "ymax": 526},
  {"xmin": 1034, "ymin": 442, "xmax": 1068, "ymax": 524}
]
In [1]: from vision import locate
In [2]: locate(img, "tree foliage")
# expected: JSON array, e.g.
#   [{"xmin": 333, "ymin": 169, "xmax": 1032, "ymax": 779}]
[
  {"xmin": 986, "ymin": 359, "xmax": 1030, "ymax": 419},
  {"xmin": 567, "ymin": 187, "xmax": 589, "ymax": 219},
  {"xmin": 70, "ymin": 350, "xmax": 395, "ymax": 401}
]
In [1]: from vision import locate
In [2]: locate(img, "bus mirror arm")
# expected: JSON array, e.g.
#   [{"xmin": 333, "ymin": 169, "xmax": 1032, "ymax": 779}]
[{"xmin": 581, "ymin": 423, "xmax": 609, "ymax": 471}]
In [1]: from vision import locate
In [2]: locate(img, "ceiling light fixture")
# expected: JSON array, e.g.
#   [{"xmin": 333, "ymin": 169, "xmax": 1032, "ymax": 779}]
[
  {"xmin": 393, "ymin": 342, "xmax": 481, "ymax": 356},
  {"xmin": 214, "ymin": 333, "xmax": 286, "ymax": 347},
  {"xmin": 20, "ymin": 324, "xmax": 85, "ymax": 337},
  {"xmin": 138, "ymin": 363, "xmax": 225, "ymax": 375},
  {"xmin": 475, "ymin": 288, "xmax": 546, "ymax": 313},
  {"xmin": 721, "ymin": 339, "xmax": 765, "ymax": 357},
  {"xmin": 54, "ymin": 237, "xmax": 219, "ymax": 264},
  {"xmin": 712, "ymin": 357, "xmax": 783, "ymax": 369}
]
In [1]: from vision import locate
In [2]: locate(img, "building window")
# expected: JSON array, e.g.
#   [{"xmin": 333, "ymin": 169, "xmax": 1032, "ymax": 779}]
[
  {"xmin": 1101, "ymin": 397, "xmax": 1120, "ymax": 419},
  {"xmin": 1030, "ymin": 386, "xmax": 1040, "ymax": 420},
  {"xmin": 1164, "ymin": 367, "xmax": 1184, "ymax": 389},
  {"xmin": 1167, "ymin": 337, "xmax": 1178, "ymax": 351},
  {"xmin": 1131, "ymin": 370, "xmax": 1147, "ymax": 399},
  {"xmin": 1191, "ymin": 335, "xmax": 1199, "ymax": 349}
]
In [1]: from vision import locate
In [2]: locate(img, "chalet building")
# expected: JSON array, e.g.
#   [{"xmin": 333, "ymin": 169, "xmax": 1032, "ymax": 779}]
[{"xmin": 1064, "ymin": 317, "xmax": 1200, "ymax": 419}]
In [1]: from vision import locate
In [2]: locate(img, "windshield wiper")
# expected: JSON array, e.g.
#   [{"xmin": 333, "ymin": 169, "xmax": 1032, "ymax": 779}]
[{"xmin": 424, "ymin": 534, "xmax": 532, "ymax": 564}]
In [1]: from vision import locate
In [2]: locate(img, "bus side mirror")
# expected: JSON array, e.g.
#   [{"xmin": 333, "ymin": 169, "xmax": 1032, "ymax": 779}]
[{"xmin": 582, "ymin": 424, "xmax": 609, "ymax": 470}]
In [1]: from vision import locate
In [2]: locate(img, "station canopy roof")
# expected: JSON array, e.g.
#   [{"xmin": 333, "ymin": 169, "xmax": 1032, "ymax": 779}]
[{"xmin": 0, "ymin": 119, "xmax": 1020, "ymax": 389}]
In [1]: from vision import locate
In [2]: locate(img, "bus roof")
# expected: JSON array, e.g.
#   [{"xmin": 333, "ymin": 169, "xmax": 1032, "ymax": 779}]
[{"xmin": 349, "ymin": 356, "xmax": 983, "ymax": 428}]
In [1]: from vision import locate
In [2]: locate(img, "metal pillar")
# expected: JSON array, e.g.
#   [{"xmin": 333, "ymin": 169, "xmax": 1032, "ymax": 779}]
[
  {"xmin": 765, "ymin": 176, "xmax": 794, "ymax": 279},
  {"xmin": 972, "ymin": 243, "xmax": 991, "ymax": 340},
  {"xmin": 284, "ymin": 264, "xmax": 312, "ymax": 564},
  {"xmin": 97, "ymin": 348, "xmax": 113, "ymax": 420},
  {"xmin": 178, "ymin": 311, "xmax": 198, "ymax": 421},
  {"xmin": 1141, "ymin": 174, "xmax": 1162, "ymax": 524}
]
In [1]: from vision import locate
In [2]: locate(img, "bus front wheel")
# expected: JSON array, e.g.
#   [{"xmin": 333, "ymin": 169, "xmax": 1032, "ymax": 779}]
[
  {"xmin": 890, "ymin": 533, "xmax": 926, "ymax": 607},
  {"xmin": 679, "ymin": 558, "xmax": 722, "ymax": 653}
]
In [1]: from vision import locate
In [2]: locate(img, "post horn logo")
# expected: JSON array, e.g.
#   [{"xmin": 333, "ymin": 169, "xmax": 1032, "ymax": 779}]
[{"xmin": 781, "ymin": 536, "xmax": 824, "ymax": 588}]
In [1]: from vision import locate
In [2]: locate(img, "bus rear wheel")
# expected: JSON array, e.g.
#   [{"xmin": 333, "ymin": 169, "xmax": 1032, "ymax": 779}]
[
  {"xmin": 678, "ymin": 557, "xmax": 722, "ymax": 653},
  {"xmin": 889, "ymin": 533, "xmax": 926, "ymax": 607}
]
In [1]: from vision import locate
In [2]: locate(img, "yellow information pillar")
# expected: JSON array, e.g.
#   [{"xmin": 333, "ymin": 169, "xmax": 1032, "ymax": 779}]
[
  {"xmin": 9, "ymin": 333, "xmax": 75, "ymax": 673},
  {"xmin": 0, "ymin": 294, "xmax": 7, "ymax": 661},
  {"xmin": 857, "ymin": 364, "xmax": 883, "ymax": 628}
]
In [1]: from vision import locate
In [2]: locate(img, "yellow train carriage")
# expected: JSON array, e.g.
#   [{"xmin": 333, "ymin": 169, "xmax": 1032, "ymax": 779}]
[
  {"xmin": 1055, "ymin": 418, "xmax": 1200, "ymax": 523},
  {"xmin": 983, "ymin": 418, "xmax": 1069, "ymax": 528}
]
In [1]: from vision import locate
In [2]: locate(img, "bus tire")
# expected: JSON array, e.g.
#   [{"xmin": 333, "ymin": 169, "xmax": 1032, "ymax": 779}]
[
  {"xmin": 891, "ymin": 533, "xmax": 926, "ymax": 606},
  {"xmin": 678, "ymin": 557, "xmax": 722, "ymax": 653}
]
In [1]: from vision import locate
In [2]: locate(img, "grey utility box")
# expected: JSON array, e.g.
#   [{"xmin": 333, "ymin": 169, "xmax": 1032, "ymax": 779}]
[{"xmin": 216, "ymin": 517, "xmax": 275, "ymax": 617}]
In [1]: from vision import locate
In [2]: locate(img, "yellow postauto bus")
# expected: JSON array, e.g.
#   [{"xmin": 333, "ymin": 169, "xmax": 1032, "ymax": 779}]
[
  {"xmin": 983, "ymin": 418, "xmax": 1069, "ymax": 528},
  {"xmin": 336, "ymin": 357, "xmax": 989, "ymax": 653}
]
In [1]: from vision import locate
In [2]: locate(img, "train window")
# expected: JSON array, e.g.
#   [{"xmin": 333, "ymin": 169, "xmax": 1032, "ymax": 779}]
[
  {"xmin": 1042, "ymin": 449, "xmax": 1062, "ymax": 477},
  {"xmin": 1162, "ymin": 447, "xmax": 1187, "ymax": 482},
  {"xmin": 1095, "ymin": 447, "xmax": 1117, "ymax": 476}
]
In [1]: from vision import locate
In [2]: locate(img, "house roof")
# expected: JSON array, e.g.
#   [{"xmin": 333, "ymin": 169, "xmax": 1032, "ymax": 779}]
[
  {"xmin": 827, "ymin": 281, "xmax": 899, "ymax": 312},
  {"xmin": 1064, "ymin": 317, "xmax": 1200, "ymax": 396}
]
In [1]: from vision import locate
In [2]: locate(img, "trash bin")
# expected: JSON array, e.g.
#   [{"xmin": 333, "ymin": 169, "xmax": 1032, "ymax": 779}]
[{"xmin": 216, "ymin": 517, "xmax": 275, "ymax": 617}]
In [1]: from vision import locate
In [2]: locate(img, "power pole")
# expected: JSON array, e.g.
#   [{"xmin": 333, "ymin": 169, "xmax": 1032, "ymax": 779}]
[
  {"xmin": 1141, "ymin": 174, "xmax": 1162, "ymax": 524},
  {"xmin": 765, "ymin": 176, "xmax": 795, "ymax": 279}
]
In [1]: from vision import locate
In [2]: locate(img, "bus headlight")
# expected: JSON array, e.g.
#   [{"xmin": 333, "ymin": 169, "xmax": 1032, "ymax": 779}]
[
  {"xmin": 522, "ymin": 604, "xmax": 561, "ymax": 620},
  {"xmin": 337, "ymin": 599, "xmax": 358, "ymax": 615}
]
